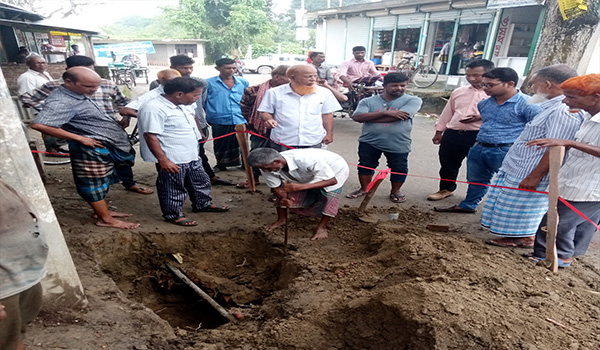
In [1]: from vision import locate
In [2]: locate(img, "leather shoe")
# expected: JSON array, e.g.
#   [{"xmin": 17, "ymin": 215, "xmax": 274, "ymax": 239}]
[
  {"xmin": 433, "ymin": 205, "xmax": 476, "ymax": 213},
  {"xmin": 427, "ymin": 190, "xmax": 454, "ymax": 201}
]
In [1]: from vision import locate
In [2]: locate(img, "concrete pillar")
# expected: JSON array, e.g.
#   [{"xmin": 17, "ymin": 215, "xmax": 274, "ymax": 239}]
[{"xmin": 0, "ymin": 67, "xmax": 87, "ymax": 309}]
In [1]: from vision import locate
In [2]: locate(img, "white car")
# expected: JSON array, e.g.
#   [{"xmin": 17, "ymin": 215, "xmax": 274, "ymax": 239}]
[{"xmin": 242, "ymin": 54, "xmax": 307, "ymax": 74}]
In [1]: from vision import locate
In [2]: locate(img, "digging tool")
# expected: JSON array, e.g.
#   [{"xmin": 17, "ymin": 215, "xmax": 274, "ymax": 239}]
[
  {"xmin": 284, "ymin": 207, "xmax": 289, "ymax": 255},
  {"xmin": 166, "ymin": 262, "xmax": 236, "ymax": 323},
  {"xmin": 544, "ymin": 146, "xmax": 565, "ymax": 273},
  {"xmin": 357, "ymin": 168, "xmax": 397, "ymax": 223},
  {"xmin": 235, "ymin": 124, "xmax": 255, "ymax": 192}
]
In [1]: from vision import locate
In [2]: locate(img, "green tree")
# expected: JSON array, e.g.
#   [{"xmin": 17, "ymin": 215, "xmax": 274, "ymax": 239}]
[{"xmin": 162, "ymin": 0, "xmax": 275, "ymax": 62}]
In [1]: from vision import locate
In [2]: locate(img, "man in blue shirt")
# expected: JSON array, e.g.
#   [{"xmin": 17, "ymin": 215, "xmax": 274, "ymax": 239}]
[
  {"xmin": 204, "ymin": 58, "xmax": 249, "ymax": 171},
  {"xmin": 435, "ymin": 68, "xmax": 542, "ymax": 213}
]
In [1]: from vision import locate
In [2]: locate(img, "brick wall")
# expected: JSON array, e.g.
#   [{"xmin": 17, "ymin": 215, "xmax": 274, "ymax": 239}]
[{"xmin": 2, "ymin": 63, "xmax": 66, "ymax": 95}]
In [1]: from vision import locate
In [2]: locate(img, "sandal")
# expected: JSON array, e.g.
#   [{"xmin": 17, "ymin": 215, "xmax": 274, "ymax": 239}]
[
  {"xmin": 487, "ymin": 237, "xmax": 534, "ymax": 248},
  {"xmin": 236, "ymin": 181, "xmax": 260, "ymax": 189},
  {"xmin": 165, "ymin": 217, "xmax": 198, "ymax": 226},
  {"xmin": 212, "ymin": 178, "xmax": 235, "ymax": 186},
  {"xmin": 346, "ymin": 189, "xmax": 367, "ymax": 199},
  {"xmin": 389, "ymin": 193, "xmax": 406, "ymax": 203},
  {"xmin": 193, "ymin": 204, "xmax": 230, "ymax": 213}
]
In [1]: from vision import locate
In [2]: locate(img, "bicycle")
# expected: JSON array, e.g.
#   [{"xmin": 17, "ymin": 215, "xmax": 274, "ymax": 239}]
[
  {"xmin": 113, "ymin": 67, "xmax": 137, "ymax": 90},
  {"xmin": 396, "ymin": 53, "xmax": 439, "ymax": 88}
]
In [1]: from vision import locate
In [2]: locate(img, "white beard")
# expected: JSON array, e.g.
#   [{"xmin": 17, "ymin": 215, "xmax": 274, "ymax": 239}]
[{"xmin": 528, "ymin": 93, "xmax": 549, "ymax": 105}]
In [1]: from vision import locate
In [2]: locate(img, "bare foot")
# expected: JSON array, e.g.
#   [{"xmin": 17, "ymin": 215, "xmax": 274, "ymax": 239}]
[
  {"xmin": 265, "ymin": 219, "xmax": 286, "ymax": 232},
  {"xmin": 92, "ymin": 211, "xmax": 133, "ymax": 219},
  {"xmin": 95, "ymin": 218, "xmax": 140, "ymax": 229},
  {"xmin": 311, "ymin": 227, "xmax": 329, "ymax": 241}
]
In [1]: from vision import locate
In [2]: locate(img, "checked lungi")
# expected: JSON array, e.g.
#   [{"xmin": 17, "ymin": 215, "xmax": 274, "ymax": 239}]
[
  {"xmin": 276, "ymin": 188, "xmax": 342, "ymax": 217},
  {"xmin": 69, "ymin": 141, "xmax": 134, "ymax": 203},
  {"xmin": 156, "ymin": 159, "xmax": 212, "ymax": 220},
  {"xmin": 481, "ymin": 170, "xmax": 549, "ymax": 237},
  {"xmin": 211, "ymin": 124, "xmax": 241, "ymax": 168}
]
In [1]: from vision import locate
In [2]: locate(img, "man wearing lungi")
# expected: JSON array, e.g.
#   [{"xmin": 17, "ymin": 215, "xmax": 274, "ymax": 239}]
[
  {"xmin": 138, "ymin": 77, "xmax": 229, "ymax": 227},
  {"xmin": 526, "ymin": 74, "xmax": 600, "ymax": 267},
  {"xmin": 483, "ymin": 65, "xmax": 584, "ymax": 248},
  {"xmin": 204, "ymin": 58, "xmax": 249, "ymax": 171},
  {"xmin": 31, "ymin": 67, "xmax": 140, "ymax": 229},
  {"xmin": 434, "ymin": 68, "xmax": 542, "ymax": 214},
  {"xmin": 247, "ymin": 148, "xmax": 349, "ymax": 240}
]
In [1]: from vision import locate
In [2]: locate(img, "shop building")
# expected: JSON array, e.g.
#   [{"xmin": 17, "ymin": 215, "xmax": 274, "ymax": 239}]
[{"xmin": 309, "ymin": 0, "xmax": 546, "ymax": 77}]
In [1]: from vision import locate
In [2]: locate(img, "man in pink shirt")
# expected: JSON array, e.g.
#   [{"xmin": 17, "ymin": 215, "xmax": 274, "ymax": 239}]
[
  {"xmin": 428, "ymin": 59, "xmax": 495, "ymax": 201},
  {"xmin": 338, "ymin": 46, "xmax": 382, "ymax": 90}
]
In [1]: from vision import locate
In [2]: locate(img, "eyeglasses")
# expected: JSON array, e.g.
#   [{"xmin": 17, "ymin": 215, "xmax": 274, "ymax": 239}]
[{"xmin": 479, "ymin": 82, "xmax": 504, "ymax": 88}]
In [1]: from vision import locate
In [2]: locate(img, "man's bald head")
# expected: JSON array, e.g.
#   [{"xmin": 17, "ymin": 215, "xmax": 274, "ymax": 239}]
[
  {"xmin": 287, "ymin": 64, "xmax": 318, "ymax": 87},
  {"xmin": 157, "ymin": 69, "xmax": 181, "ymax": 86},
  {"xmin": 63, "ymin": 67, "xmax": 102, "ymax": 95}
]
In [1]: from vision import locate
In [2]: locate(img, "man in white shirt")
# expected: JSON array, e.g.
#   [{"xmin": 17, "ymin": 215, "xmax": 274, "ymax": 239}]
[
  {"xmin": 138, "ymin": 77, "xmax": 229, "ymax": 227},
  {"xmin": 526, "ymin": 73, "xmax": 600, "ymax": 267},
  {"xmin": 247, "ymin": 148, "xmax": 349, "ymax": 240},
  {"xmin": 17, "ymin": 55, "xmax": 53, "ymax": 96},
  {"xmin": 258, "ymin": 64, "xmax": 341, "ymax": 151}
]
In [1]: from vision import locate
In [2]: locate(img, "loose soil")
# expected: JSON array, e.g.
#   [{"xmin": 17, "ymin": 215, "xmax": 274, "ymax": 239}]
[{"xmin": 25, "ymin": 162, "xmax": 600, "ymax": 350}]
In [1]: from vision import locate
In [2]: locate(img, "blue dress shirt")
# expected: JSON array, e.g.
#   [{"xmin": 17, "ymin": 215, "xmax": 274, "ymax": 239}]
[{"xmin": 204, "ymin": 75, "xmax": 249, "ymax": 125}]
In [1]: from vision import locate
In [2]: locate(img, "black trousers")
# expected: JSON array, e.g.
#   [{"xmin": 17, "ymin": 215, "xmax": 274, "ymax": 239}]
[{"xmin": 438, "ymin": 129, "xmax": 478, "ymax": 192}]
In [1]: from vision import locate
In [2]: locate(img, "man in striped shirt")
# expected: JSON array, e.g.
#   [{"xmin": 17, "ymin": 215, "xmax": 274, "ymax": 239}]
[
  {"xmin": 481, "ymin": 65, "xmax": 584, "ymax": 248},
  {"xmin": 527, "ymin": 74, "xmax": 600, "ymax": 267}
]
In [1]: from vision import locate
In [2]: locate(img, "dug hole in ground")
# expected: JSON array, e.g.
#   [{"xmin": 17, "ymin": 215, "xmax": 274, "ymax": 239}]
[{"xmin": 26, "ymin": 72, "xmax": 600, "ymax": 349}]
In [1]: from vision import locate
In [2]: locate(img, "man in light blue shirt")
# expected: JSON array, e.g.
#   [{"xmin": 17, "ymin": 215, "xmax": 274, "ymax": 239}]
[
  {"xmin": 435, "ymin": 68, "xmax": 542, "ymax": 214},
  {"xmin": 204, "ymin": 58, "xmax": 249, "ymax": 171}
]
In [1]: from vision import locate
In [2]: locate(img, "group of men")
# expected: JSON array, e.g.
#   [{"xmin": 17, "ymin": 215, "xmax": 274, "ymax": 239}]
[{"xmin": 427, "ymin": 60, "xmax": 600, "ymax": 268}]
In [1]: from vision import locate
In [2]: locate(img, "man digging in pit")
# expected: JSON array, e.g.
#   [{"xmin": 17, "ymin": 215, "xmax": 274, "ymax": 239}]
[
  {"xmin": 247, "ymin": 148, "xmax": 349, "ymax": 240},
  {"xmin": 30, "ymin": 67, "xmax": 140, "ymax": 229}
]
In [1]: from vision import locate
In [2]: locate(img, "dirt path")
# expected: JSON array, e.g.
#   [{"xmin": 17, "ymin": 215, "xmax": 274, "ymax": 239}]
[{"xmin": 24, "ymin": 75, "xmax": 600, "ymax": 349}]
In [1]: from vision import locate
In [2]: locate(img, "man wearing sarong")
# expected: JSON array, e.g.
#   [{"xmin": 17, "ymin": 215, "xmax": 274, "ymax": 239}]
[
  {"xmin": 21, "ymin": 55, "xmax": 153, "ymax": 195},
  {"xmin": 204, "ymin": 58, "xmax": 249, "ymax": 171},
  {"xmin": 138, "ymin": 77, "xmax": 229, "ymax": 227},
  {"xmin": 31, "ymin": 67, "xmax": 140, "ymax": 229},
  {"xmin": 483, "ymin": 65, "xmax": 584, "ymax": 248},
  {"xmin": 237, "ymin": 65, "xmax": 290, "ymax": 188},
  {"xmin": 338, "ymin": 46, "xmax": 382, "ymax": 89},
  {"xmin": 247, "ymin": 148, "xmax": 349, "ymax": 240},
  {"xmin": 259, "ymin": 64, "xmax": 341, "ymax": 151},
  {"xmin": 526, "ymin": 74, "xmax": 600, "ymax": 267},
  {"xmin": 434, "ymin": 68, "xmax": 542, "ymax": 214}
]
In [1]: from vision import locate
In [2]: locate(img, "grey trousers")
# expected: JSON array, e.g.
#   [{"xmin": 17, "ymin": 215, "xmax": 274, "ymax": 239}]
[{"xmin": 533, "ymin": 200, "xmax": 600, "ymax": 259}]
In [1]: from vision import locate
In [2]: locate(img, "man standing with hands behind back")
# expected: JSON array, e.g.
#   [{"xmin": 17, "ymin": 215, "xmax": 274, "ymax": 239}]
[{"xmin": 428, "ymin": 59, "xmax": 494, "ymax": 201}]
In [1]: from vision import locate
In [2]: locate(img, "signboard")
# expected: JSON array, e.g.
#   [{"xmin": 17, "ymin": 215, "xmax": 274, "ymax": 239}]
[
  {"xmin": 558, "ymin": 0, "xmax": 588, "ymax": 20},
  {"xmin": 34, "ymin": 32, "xmax": 49, "ymax": 40},
  {"xmin": 49, "ymin": 31, "xmax": 82, "ymax": 37},
  {"xmin": 296, "ymin": 27, "xmax": 309, "ymax": 41},
  {"xmin": 493, "ymin": 16, "xmax": 511, "ymax": 58},
  {"xmin": 50, "ymin": 35, "xmax": 65, "ymax": 47},
  {"xmin": 93, "ymin": 41, "xmax": 156, "ymax": 58},
  {"xmin": 487, "ymin": 0, "xmax": 544, "ymax": 8}
]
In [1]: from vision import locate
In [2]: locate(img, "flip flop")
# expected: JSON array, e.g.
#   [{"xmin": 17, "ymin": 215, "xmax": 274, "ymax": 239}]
[
  {"xmin": 487, "ymin": 238, "xmax": 534, "ymax": 248},
  {"xmin": 236, "ymin": 181, "xmax": 260, "ymax": 189},
  {"xmin": 212, "ymin": 178, "xmax": 235, "ymax": 186},
  {"xmin": 125, "ymin": 186, "xmax": 154, "ymax": 195},
  {"xmin": 433, "ymin": 205, "xmax": 476, "ymax": 213},
  {"xmin": 522, "ymin": 253, "xmax": 572, "ymax": 267},
  {"xmin": 165, "ymin": 217, "xmax": 198, "ymax": 226},
  {"xmin": 346, "ymin": 189, "xmax": 367, "ymax": 199},
  {"xmin": 193, "ymin": 205, "xmax": 230, "ymax": 213},
  {"xmin": 389, "ymin": 193, "xmax": 406, "ymax": 203}
]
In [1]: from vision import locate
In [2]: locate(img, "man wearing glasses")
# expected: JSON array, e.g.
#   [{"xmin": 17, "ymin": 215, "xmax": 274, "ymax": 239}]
[{"xmin": 434, "ymin": 67, "xmax": 542, "ymax": 214}]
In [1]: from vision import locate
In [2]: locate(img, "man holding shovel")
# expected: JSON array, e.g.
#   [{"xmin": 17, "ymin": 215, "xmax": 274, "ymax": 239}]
[{"xmin": 247, "ymin": 148, "xmax": 349, "ymax": 240}]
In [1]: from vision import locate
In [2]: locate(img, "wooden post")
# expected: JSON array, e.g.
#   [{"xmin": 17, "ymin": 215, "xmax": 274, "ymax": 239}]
[
  {"xmin": 235, "ymin": 124, "xmax": 255, "ymax": 192},
  {"xmin": 545, "ymin": 146, "xmax": 565, "ymax": 273},
  {"xmin": 284, "ymin": 207, "xmax": 290, "ymax": 255},
  {"xmin": 357, "ymin": 177, "xmax": 385, "ymax": 215}
]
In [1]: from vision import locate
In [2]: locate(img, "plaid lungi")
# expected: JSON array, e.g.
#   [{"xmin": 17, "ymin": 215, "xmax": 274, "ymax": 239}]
[
  {"xmin": 276, "ymin": 188, "xmax": 342, "ymax": 217},
  {"xmin": 481, "ymin": 170, "xmax": 549, "ymax": 237},
  {"xmin": 69, "ymin": 141, "xmax": 134, "ymax": 202},
  {"xmin": 211, "ymin": 124, "xmax": 241, "ymax": 168}
]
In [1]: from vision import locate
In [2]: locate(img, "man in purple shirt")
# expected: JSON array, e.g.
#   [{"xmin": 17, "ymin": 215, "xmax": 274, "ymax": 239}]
[{"xmin": 338, "ymin": 46, "xmax": 382, "ymax": 90}]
